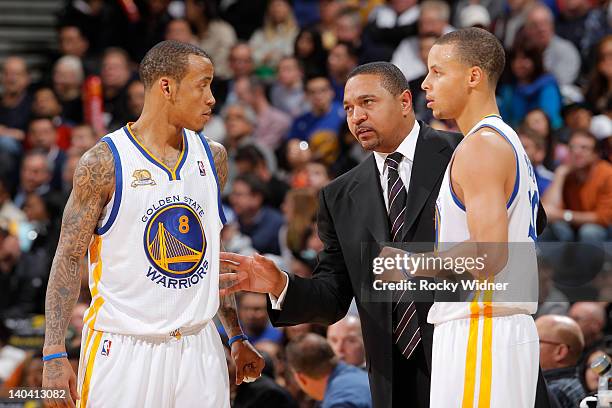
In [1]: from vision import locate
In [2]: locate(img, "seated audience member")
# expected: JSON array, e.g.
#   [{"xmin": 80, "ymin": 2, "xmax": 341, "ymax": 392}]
[
  {"xmin": 327, "ymin": 41, "xmax": 358, "ymax": 104},
  {"xmin": 542, "ymin": 130, "xmax": 612, "ymax": 242},
  {"xmin": 270, "ymin": 56, "xmax": 307, "ymax": 118},
  {"xmin": 519, "ymin": 127, "xmax": 554, "ymax": 195},
  {"xmin": 326, "ymin": 315, "xmax": 366, "ymax": 369},
  {"xmin": 0, "ymin": 56, "xmax": 32, "ymax": 149},
  {"xmin": 522, "ymin": 108, "xmax": 557, "ymax": 168},
  {"xmin": 288, "ymin": 76, "xmax": 345, "ymax": 142},
  {"xmin": 536, "ymin": 315, "xmax": 587, "ymax": 408},
  {"xmin": 286, "ymin": 333, "xmax": 372, "ymax": 408},
  {"xmin": 584, "ymin": 35, "xmax": 612, "ymax": 115},
  {"xmin": 13, "ymin": 150, "xmax": 52, "ymax": 208},
  {"xmin": 70, "ymin": 123, "xmax": 98, "ymax": 154},
  {"xmin": 52, "ymin": 55, "xmax": 85, "ymax": 124},
  {"xmin": 236, "ymin": 292, "xmax": 283, "ymax": 345},
  {"xmin": 221, "ymin": 206, "xmax": 256, "ymax": 256},
  {"xmin": 31, "ymin": 87, "xmax": 72, "ymax": 150},
  {"xmin": 293, "ymin": 28, "xmax": 328, "ymax": 79},
  {"xmin": 0, "ymin": 176, "xmax": 25, "ymax": 226},
  {"xmin": 26, "ymin": 117, "xmax": 67, "ymax": 190},
  {"xmin": 581, "ymin": 349, "xmax": 608, "ymax": 393},
  {"xmin": 568, "ymin": 302, "xmax": 606, "ymax": 359}
]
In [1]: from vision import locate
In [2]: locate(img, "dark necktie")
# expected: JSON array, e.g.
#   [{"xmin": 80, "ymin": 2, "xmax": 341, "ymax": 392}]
[{"xmin": 385, "ymin": 152, "xmax": 421, "ymax": 359}]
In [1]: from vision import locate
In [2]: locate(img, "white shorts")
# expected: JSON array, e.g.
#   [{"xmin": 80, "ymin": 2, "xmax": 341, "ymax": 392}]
[
  {"xmin": 76, "ymin": 321, "xmax": 229, "ymax": 408},
  {"xmin": 430, "ymin": 313, "xmax": 539, "ymax": 408}
]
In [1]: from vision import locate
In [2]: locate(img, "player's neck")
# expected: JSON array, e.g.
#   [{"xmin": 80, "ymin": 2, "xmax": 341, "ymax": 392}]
[
  {"xmin": 455, "ymin": 97, "xmax": 499, "ymax": 136},
  {"xmin": 131, "ymin": 109, "xmax": 183, "ymax": 150}
]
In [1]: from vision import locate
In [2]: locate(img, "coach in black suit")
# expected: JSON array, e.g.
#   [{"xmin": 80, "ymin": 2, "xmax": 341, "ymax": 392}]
[{"xmin": 220, "ymin": 62, "xmax": 551, "ymax": 408}]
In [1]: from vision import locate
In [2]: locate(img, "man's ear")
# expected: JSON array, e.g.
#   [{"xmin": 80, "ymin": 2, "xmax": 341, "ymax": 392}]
[
  {"xmin": 400, "ymin": 89, "xmax": 413, "ymax": 116},
  {"xmin": 468, "ymin": 66, "xmax": 485, "ymax": 89},
  {"xmin": 159, "ymin": 77, "xmax": 173, "ymax": 99},
  {"xmin": 293, "ymin": 371, "xmax": 307, "ymax": 387}
]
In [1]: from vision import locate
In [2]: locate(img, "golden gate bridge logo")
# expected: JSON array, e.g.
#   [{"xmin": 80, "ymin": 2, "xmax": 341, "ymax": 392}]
[{"xmin": 144, "ymin": 204, "xmax": 206, "ymax": 278}]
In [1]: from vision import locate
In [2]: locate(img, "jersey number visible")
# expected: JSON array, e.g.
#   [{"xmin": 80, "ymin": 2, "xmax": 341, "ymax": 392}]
[{"xmin": 179, "ymin": 215, "xmax": 190, "ymax": 233}]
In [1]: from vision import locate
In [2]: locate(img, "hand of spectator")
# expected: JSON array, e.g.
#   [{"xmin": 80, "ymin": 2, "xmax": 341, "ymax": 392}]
[
  {"xmin": 231, "ymin": 339, "xmax": 265, "ymax": 385},
  {"xmin": 219, "ymin": 252, "xmax": 287, "ymax": 297},
  {"xmin": 0, "ymin": 125, "xmax": 25, "ymax": 141},
  {"xmin": 42, "ymin": 355, "xmax": 79, "ymax": 408},
  {"xmin": 554, "ymin": 164, "xmax": 572, "ymax": 178}
]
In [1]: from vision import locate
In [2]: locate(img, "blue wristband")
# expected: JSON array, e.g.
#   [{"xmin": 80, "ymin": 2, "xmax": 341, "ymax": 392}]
[
  {"xmin": 42, "ymin": 352, "xmax": 68, "ymax": 362},
  {"xmin": 228, "ymin": 334, "xmax": 248, "ymax": 346}
]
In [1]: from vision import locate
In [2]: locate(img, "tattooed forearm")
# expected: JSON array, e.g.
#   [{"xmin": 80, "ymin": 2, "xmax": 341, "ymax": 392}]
[
  {"xmin": 209, "ymin": 139, "xmax": 228, "ymax": 192},
  {"xmin": 44, "ymin": 142, "xmax": 114, "ymax": 350}
]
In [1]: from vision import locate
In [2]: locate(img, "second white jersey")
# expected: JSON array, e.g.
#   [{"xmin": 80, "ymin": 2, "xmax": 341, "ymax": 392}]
[
  {"xmin": 428, "ymin": 115, "xmax": 539, "ymax": 324},
  {"xmin": 83, "ymin": 125, "xmax": 226, "ymax": 336}
]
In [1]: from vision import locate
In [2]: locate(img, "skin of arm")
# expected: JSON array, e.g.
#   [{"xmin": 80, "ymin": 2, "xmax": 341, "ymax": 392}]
[{"xmin": 42, "ymin": 142, "xmax": 114, "ymax": 406}]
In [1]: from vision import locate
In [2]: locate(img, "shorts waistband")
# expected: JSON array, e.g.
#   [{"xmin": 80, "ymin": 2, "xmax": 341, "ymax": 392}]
[{"xmin": 90, "ymin": 321, "xmax": 210, "ymax": 341}]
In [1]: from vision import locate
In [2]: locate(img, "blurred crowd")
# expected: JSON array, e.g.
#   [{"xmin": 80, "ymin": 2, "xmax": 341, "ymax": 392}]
[{"xmin": 0, "ymin": 0, "xmax": 611, "ymax": 407}]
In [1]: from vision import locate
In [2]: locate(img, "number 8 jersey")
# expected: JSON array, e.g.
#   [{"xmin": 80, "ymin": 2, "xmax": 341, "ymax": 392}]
[
  {"xmin": 428, "ymin": 115, "xmax": 539, "ymax": 325},
  {"xmin": 83, "ymin": 124, "xmax": 226, "ymax": 335}
]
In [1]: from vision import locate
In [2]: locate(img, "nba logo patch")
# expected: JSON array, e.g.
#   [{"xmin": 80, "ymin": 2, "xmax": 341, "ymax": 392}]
[
  {"xmin": 197, "ymin": 161, "xmax": 206, "ymax": 176},
  {"xmin": 101, "ymin": 339, "xmax": 112, "ymax": 356}
]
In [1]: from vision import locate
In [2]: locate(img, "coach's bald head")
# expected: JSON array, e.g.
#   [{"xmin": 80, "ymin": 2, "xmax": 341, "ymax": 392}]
[{"xmin": 536, "ymin": 315, "xmax": 584, "ymax": 370}]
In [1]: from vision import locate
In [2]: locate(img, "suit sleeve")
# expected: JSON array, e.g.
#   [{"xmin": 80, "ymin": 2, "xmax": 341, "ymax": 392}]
[{"xmin": 267, "ymin": 188, "xmax": 354, "ymax": 326}]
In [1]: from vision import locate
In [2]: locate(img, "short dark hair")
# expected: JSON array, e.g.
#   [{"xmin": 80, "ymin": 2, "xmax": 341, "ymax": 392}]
[
  {"xmin": 333, "ymin": 41, "xmax": 359, "ymax": 61},
  {"xmin": 139, "ymin": 40, "xmax": 211, "ymax": 89},
  {"xmin": 347, "ymin": 62, "xmax": 409, "ymax": 96},
  {"xmin": 286, "ymin": 333, "xmax": 338, "ymax": 379},
  {"xmin": 569, "ymin": 129, "xmax": 600, "ymax": 153},
  {"xmin": 435, "ymin": 27, "xmax": 505, "ymax": 86},
  {"xmin": 234, "ymin": 173, "xmax": 268, "ymax": 199},
  {"xmin": 235, "ymin": 145, "xmax": 266, "ymax": 167}
]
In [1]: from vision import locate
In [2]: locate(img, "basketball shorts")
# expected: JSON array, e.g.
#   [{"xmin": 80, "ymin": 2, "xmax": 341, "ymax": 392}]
[
  {"xmin": 429, "ymin": 313, "xmax": 539, "ymax": 408},
  {"xmin": 76, "ymin": 321, "xmax": 229, "ymax": 408}
]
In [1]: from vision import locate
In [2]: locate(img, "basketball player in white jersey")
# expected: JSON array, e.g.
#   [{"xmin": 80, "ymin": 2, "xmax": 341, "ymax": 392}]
[
  {"xmin": 42, "ymin": 41, "xmax": 263, "ymax": 408},
  {"xmin": 413, "ymin": 28, "xmax": 540, "ymax": 407}
]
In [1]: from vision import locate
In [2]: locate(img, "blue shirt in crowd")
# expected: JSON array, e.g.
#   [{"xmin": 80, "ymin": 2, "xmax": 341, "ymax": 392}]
[
  {"xmin": 288, "ymin": 101, "xmax": 346, "ymax": 142},
  {"xmin": 322, "ymin": 362, "xmax": 372, "ymax": 408}
]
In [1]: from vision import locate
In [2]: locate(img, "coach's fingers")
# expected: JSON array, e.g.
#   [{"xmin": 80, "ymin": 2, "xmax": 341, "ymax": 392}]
[{"xmin": 220, "ymin": 252, "xmax": 247, "ymax": 265}]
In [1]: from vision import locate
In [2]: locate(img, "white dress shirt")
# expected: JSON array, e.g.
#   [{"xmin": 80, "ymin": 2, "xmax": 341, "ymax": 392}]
[{"xmin": 269, "ymin": 122, "xmax": 421, "ymax": 309}]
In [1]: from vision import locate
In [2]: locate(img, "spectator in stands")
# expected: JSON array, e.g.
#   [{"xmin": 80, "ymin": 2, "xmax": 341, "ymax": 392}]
[
  {"xmin": 126, "ymin": 80, "xmax": 145, "ymax": 122},
  {"xmin": 556, "ymin": 0, "xmax": 608, "ymax": 61},
  {"xmin": 69, "ymin": 124, "xmax": 98, "ymax": 155},
  {"xmin": 229, "ymin": 174, "xmax": 284, "ymax": 255},
  {"xmin": 31, "ymin": 87, "xmax": 72, "ymax": 150},
  {"xmin": 536, "ymin": 315, "xmax": 587, "ymax": 408},
  {"xmin": 26, "ymin": 118, "xmax": 66, "ymax": 190},
  {"xmin": 186, "ymin": 0, "xmax": 237, "ymax": 80},
  {"xmin": 542, "ymin": 130, "xmax": 612, "ymax": 242},
  {"xmin": 100, "ymin": 47, "xmax": 134, "ymax": 131},
  {"xmin": 364, "ymin": 0, "xmax": 419, "ymax": 61},
  {"xmin": 0, "ymin": 176, "xmax": 25, "ymax": 225},
  {"xmin": 0, "ymin": 56, "xmax": 31, "ymax": 150},
  {"xmin": 61, "ymin": 149, "xmax": 81, "ymax": 194},
  {"xmin": 288, "ymin": 76, "xmax": 345, "ymax": 142},
  {"xmin": 249, "ymin": 0, "xmax": 298, "ymax": 78},
  {"xmin": 14, "ymin": 150, "xmax": 51, "ymax": 208},
  {"xmin": 213, "ymin": 42, "xmax": 255, "ymax": 109},
  {"xmin": 493, "ymin": 0, "xmax": 537, "ymax": 48},
  {"xmin": 270, "ymin": 56, "xmax": 307, "ymax": 118},
  {"xmin": 234, "ymin": 145, "xmax": 290, "ymax": 209},
  {"xmin": 561, "ymin": 103, "xmax": 594, "ymax": 141},
  {"xmin": 326, "ymin": 315, "xmax": 366, "ymax": 368},
  {"xmin": 409, "ymin": 34, "xmax": 437, "ymax": 124},
  {"xmin": 584, "ymin": 35, "xmax": 612, "ymax": 115},
  {"xmin": 286, "ymin": 333, "xmax": 372, "ymax": 408},
  {"xmin": 568, "ymin": 302, "xmax": 606, "ymax": 358},
  {"xmin": 234, "ymin": 76, "xmax": 292, "ymax": 150},
  {"xmin": 52, "ymin": 56, "xmax": 84, "ymax": 124},
  {"xmin": 454, "ymin": 2, "xmax": 496, "ymax": 29},
  {"xmin": 56, "ymin": 25, "xmax": 97, "ymax": 75},
  {"xmin": 237, "ymin": 292, "xmax": 283, "ymax": 345},
  {"xmin": 498, "ymin": 42, "xmax": 563, "ymax": 129},
  {"xmin": 534, "ymin": 257, "xmax": 569, "ymax": 318},
  {"xmin": 581, "ymin": 349, "xmax": 608, "ymax": 393},
  {"xmin": 293, "ymin": 28, "xmax": 328, "ymax": 79},
  {"xmin": 279, "ymin": 188, "xmax": 318, "ymax": 265},
  {"xmin": 333, "ymin": 6, "xmax": 384, "ymax": 63},
  {"xmin": 522, "ymin": 108, "xmax": 557, "ymax": 168},
  {"xmin": 305, "ymin": 161, "xmax": 331, "ymax": 192},
  {"xmin": 519, "ymin": 127, "xmax": 554, "ymax": 195},
  {"xmin": 327, "ymin": 42, "xmax": 358, "ymax": 104},
  {"xmin": 164, "ymin": 18, "xmax": 198, "ymax": 45},
  {"xmin": 221, "ymin": 206, "xmax": 256, "ymax": 256},
  {"xmin": 523, "ymin": 3, "xmax": 581, "ymax": 86}
]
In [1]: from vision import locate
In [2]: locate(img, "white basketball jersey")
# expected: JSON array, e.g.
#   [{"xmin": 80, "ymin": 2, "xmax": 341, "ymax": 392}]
[
  {"xmin": 428, "ymin": 115, "xmax": 539, "ymax": 324},
  {"xmin": 83, "ymin": 125, "xmax": 226, "ymax": 336}
]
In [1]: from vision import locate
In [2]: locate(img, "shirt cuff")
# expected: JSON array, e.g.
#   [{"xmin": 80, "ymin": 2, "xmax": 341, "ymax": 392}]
[{"xmin": 268, "ymin": 271, "xmax": 289, "ymax": 310}]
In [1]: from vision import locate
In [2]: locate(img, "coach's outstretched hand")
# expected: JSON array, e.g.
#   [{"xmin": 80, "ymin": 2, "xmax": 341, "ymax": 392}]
[
  {"xmin": 231, "ymin": 339, "xmax": 265, "ymax": 385},
  {"xmin": 219, "ymin": 253, "xmax": 287, "ymax": 298}
]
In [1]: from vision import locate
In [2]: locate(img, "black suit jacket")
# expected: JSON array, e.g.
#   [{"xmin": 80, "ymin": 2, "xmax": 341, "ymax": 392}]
[{"xmin": 268, "ymin": 121, "xmax": 461, "ymax": 407}]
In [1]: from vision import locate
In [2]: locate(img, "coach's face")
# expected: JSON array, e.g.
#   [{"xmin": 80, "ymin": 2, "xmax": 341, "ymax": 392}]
[
  {"xmin": 170, "ymin": 54, "xmax": 216, "ymax": 131},
  {"xmin": 343, "ymin": 74, "xmax": 412, "ymax": 153},
  {"xmin": 422, "ymin": 43, "xmax": 470, "ymax": 120}
]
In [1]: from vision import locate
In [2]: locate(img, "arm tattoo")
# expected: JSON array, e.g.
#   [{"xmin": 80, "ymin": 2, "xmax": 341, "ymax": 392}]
[
  {"xmin": 44, "ymin": 142, "xmax": 114, "ymax": 349},
  {"xmin": 210, "ymin": 142, "xmax": 242, "ymax": 337}
]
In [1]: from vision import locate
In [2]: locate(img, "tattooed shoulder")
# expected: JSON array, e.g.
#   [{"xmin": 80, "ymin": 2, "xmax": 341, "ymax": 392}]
[
  {"xmin": 73, "ymin": 141, "xmax": 115, "ymax": 204},
  {"xmin": 208, "ymin": 139, "xmax": 228, "ymax": 192}
]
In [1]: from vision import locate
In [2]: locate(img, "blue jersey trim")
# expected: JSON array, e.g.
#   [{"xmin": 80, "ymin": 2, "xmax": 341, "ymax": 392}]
[
  {"xmin": 197, "ymin": 132, "xmax": 227, "ymax": 225},
  {"xmin": 174, "ymin": 129, "xmax": 189, "ymax": 180},
  {"xmin": 95, "ymin": 137, "xmax": 122, "ymax": 235}
]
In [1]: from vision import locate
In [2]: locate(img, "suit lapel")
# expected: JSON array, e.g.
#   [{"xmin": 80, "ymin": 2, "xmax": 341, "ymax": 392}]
[
  {"xmin": 349, "ymin": 155, "xmax": 390, "ymax": 243},
  {"xmin": 400, "ymin": 123, "xmax": 451, "ymax": 241}
]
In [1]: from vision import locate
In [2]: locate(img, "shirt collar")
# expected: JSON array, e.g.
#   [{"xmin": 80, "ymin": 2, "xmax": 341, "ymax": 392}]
[{"xmin": 373, "ymin": 120, "xmax": 420, "ymax": 175}]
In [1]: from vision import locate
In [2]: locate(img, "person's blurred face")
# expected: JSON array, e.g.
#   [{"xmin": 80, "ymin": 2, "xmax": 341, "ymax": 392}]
[
  {"xmin": 127, "ymin": 80, "xmax": 145, "ymax": 117},
  {"xmin": 511, "ymin": 52, "xmax": 535, "ymax": 82},
  {"xmin": 585, "ymin": 351, "xmax": 606, "ymax": 392},
  {"xmin": 296, "ymin": 32, "xmax": 315, "ymax": 57},
  {"xmin": 419, "ymin": 8, "xmax": 446, "ymax": 36},
  {"xmin": 101, "ymin": 52, "xmax": 131, "ymax": 89},
  {"xmin": 525, "ymin": 110, "xmax": 549, "ymax": 137},
  {"xmin": 419, "ymin": 36, "xmax": 437, "ymax": 64},
  {"xmin": 520, "ymin": 135, "xmax": 545, "ymax": 166},
  {"xmin": 238, "ymin": 293, "xmax": 269, "ymax": 334},
  {"xmin": 525, "ymin": 8, "xmax": 554, "ymax": 47},
  {"xmin": 53, "ymin": 63, "xmax": 83, "ymax": 98},
  {"xmin": 1, "ymin": 57, "xmax": 29, "ymax": 95},
  {"xmin": 306, "ymin": 78, "xmax": 333, "ymax": 115},
  {"xmin": 277, "ymin": 58, "xmax": 302, "ymax": 87},
  {"xmin": 229, "ymin": 45, "xmax": 254, "ymax": 77},
  {"xmin": 224, "ymin": 105, "xmax": 254, "ymax": 140},
  {"xmin": 327, "ymin": 319, "xmax": 365, "ymax": 366},
  {"xmin": 284, "ymin": 323, "xmax": 312, "ymax": 342},
  {"xmin": 568, "ymin": 133, "xmax": 598, "ymax": 170},
  {"xmin": 29, "ymin": 119, "xmax": 57, "ymax": 151},
  {"xmin": 165, "ymin": 19, "xmax": 194, "ymax": 43},
  {"xmin": 422, "ymin": 43, "xmax": 471, "ymax": 121},
  {"xmin": 335, "ymin": 15, "xmax": 361, "ymax": 44},
  {"xmin": 328, "ymin": 44, "xmax": 356, "ymax": 77},
  {"xmin": 268, "ymin": 0, "xmax": 291, "ymax": 24},
  {"xmin": 169, "ymin": 55, "xmax": 216, "ymax": 131},
  {"xmin": 306, "ymin": 162, "xmax": 330, "ymax": 190},
  {"xmin": 229, "ymin": 180, "xmax": 260, "ymax": 216},
  {"xmin": 598, "ymin": 37, "xmax": 612, "ymax": 80},
  {"xmin": 33, "ymin": 88, "xmax": 62, "ymax": 117},
  {"xmin": 390, "ymin": 0, "xmax": 418, "ymax": 14},
  {"xmin": 21, "ymin": 155, "xmax": 50, "ymax": 193},
  {"xmin": 59, "ymin": 26, "xmax": 88, "ymax": 57},
  {"xmin": 286, "ymin": 139, "xmax": 312, "ymax": 169},
  {"xmin": 507, "ymin": 0, "xmax": 530, "ymax": 12},
  {"xmin": 23, "ymin": 193, "xmax": 48, "ymax": 222},
  {"xmin": 71, "ymin": 126, "xmax": 98, "ymax": 153},
  {"xmin": 233, "ymin": 77, "xmax": 255, "ymax": 106},
  {"xmin": 345, "ymin": 74, "xmax": 411, "ymax": 152},
  {"xmin": 565, "ymin": 107, "xmax": 592, "ymax": 131}
]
